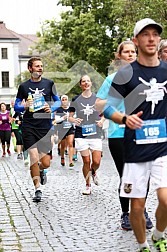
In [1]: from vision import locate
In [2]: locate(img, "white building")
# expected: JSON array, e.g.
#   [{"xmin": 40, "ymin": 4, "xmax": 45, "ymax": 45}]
[{"xmin": 0, "ymin": 21, "xmax": 38, "ymax": 105}]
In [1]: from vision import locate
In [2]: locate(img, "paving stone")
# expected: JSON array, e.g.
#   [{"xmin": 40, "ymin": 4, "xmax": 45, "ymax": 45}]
[{"xmin": 0, "ymin": 141, "xmax": 164, "ymax": 251}]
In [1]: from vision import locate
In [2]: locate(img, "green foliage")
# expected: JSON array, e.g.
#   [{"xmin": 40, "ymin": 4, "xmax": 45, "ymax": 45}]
[
  {"xmin": 116, "ymin": 0, "xmax": 167, "ymax": 40},
  {"xmin": 36, "ymin": 22, "xmax": 68, "ymax": 73},
  {"xmin": 14, "ymin": 71, "xmax": 30, "ymax": 88},
  {"xmin": 38, "ymin": 2, "xmax": 117, "ymax": 74},
  {"xmin": 16, "ymin": 0, "xmax": 167, "ymax": 96},
  {"xmin": 15, "ymin": 24, "xmax": 69, "ymax": 90}
]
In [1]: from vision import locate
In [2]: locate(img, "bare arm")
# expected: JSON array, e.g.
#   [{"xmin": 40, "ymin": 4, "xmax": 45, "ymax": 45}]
[
  {"xmin": 95, "ymin": 98, "xmax": 107, "ymax": 113},
  {"xmin": 111, "ymin": 111, "xmax": 143, "ymax": 129},
  {"xmin": 68, "ymin": 112, "xmax": 83, "ymax": 126}
]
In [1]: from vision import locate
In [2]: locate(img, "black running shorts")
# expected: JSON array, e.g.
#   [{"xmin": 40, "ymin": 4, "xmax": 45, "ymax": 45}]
[{"xmin": 22, "ymin": 127, "xmax": 52, "ymax": 154}]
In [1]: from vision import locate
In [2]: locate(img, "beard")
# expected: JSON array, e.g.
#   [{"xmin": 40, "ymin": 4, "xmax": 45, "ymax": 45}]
[{"xmin": 31, "ymin": 72, "xmax": 42, "ymax": 78}]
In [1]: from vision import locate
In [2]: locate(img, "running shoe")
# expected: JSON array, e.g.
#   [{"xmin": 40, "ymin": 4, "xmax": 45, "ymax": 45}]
[
  {"xmin": 69, "ymin": 163, "xmax": 74, "ymax": 167},
  {"xmin": 144, "ymin": 209, "xmax": 153, "ymax": 229},
  {"xmin": 82, "ymin": 185, "xmax": 91, "ymax": 195},
  {"xmin": 139, "ymin": 248, "xmax": 151, "ymax": 252},
  {"xmin": 33, "ymin": 190, "xmax": 42, "ymax": 202},
  {"xmin": 2, "ymin": 152, "xmax": 6, "ymax": 157},
  {"xmin": 152, "ymin": 235, "xmax": 167, "ymax": 251},
  {"xmin": 121, "ymin": 212, "xmax": 132, "ymax": 231},
  {"xmin": 40, "ymin": 170, "xmax": 47, "ymax": 185},
  {"xmin": 92, "ymin": 173, "xmax": 99, "ymax": 186},
  {"xmin": 24, "ymin": 159, "xmax": 29, "ymax": 166},
  {"xmin": 7, "ymin": 149, "xmax": 11, "ymax": 156},
  {"xmin": 61, "ymin": 157, "xmax": 65, "ymax": 166},
  {"xmin": 17, "ymin": 153, "xmax": 23, "ymax": 160},
  {"xmin": 72, "ymin": 154, "xmax": 78, "ymax": 161}
]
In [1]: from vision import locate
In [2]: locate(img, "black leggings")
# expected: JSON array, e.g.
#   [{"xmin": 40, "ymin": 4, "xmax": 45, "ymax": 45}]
[
  {"xmin": 13, "ymin": 129, "xmax": 23, "ymax": 145},
  {"xmin": 108, "ymin": 138, "xmax": 149, "ymax": 213},
  {"xmin": 0, "ymin": 130, "xmax": 11, "ymax": 145}
]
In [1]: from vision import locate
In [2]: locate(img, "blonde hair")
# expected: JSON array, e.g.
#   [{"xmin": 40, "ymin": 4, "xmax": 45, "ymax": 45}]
[{"xmin": 115, "ymin": 40, "xmax": 136, "ymax": 60}]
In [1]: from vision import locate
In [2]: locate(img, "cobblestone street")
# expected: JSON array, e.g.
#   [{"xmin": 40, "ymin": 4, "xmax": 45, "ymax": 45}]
[{"xmin": 0, "ymin": 140, "xmax": 165, "ymax": 252}]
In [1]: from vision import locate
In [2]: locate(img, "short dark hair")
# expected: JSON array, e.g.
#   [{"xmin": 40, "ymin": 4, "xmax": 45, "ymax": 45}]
[{"xmin": 27, "ymin": 57, "xmax": 42, "ymax": 68}]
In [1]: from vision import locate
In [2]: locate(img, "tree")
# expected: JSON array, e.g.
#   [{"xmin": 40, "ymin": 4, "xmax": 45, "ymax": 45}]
[
  {"xmin": 38, "ymin": 1, "xmax": 119, "ymax": 75},
  {"xmin": 116, "ymin": 0, "xmax": 167, "ymax": 40},
  {"xmin": 15, "ymin": 0, "xmax": 167, "ymax": 96},
  {"xmin": 15, "ymin": 71, "xmax": 30, "ymax": 89},
  {"xmin": 32, "ymin": 0, "xmax": 167, "ymax": 79}
]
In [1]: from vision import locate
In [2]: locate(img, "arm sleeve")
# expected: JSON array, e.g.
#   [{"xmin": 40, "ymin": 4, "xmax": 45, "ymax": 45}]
[
  {"xmin": 50, "ymin": 95, "xmax": 61, "ymax": 112},
  {"xmin": 14, "ymin": 98, "xmax": 25, "ymax": 112}
]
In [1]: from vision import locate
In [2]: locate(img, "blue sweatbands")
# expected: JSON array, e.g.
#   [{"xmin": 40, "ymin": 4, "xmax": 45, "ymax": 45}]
[{"xmin": 103, "ymin": 105, "xmax": 117, "ymax": 120}]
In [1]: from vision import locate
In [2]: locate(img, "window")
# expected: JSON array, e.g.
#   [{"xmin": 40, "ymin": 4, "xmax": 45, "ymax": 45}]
[
  {"xmin": 2, "ymin": 72, "xmax": 9, "ymax": 87},
  {"xmin": 1, "ymin": 48, "xmax": 8, "ymax": 59}
]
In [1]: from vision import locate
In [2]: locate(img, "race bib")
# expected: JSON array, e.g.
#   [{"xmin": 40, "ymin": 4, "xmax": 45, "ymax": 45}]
[
  {"xmin": 33, "ymin": 96, "xmax": 45, "ymax": 112},
  {"xmin": 82, "ymin": 123, "xmax": 97, "ymax": 136},
  {"xmin": 63, "ymin": 121, "xmax": 72, "ymax": 129},
  {"xmin": 135, "ymin": 119, "xmax": 167, "ymax": 144}
]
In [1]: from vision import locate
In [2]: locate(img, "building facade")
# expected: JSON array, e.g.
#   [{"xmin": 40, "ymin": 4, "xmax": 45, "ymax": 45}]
[{"xmin": 0, "ymin": 21, "xmax": 37, "ymax": 105}]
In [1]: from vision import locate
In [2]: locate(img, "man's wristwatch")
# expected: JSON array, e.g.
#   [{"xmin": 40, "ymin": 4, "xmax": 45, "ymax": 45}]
[{"xmin": 122, "ymin": 115, "xmax": 127, "ymax": 125}]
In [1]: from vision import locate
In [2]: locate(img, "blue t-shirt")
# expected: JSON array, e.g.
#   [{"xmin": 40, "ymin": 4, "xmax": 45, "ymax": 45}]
[
  {"xmin": 110, "ymin": 60, "xmax": 167, "ymax": 162},
  {"xmin": 96, "ymin": 72, "xmax": 125, "ymax": 138}
]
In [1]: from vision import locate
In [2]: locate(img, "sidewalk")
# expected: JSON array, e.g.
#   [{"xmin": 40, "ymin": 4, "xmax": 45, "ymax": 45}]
[{"xmin": 0, "ymin": 140, "xmax": 163, "ymax": 252}]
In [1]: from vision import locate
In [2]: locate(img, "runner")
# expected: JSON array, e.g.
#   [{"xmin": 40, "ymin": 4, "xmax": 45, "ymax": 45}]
[
  {"xmin": 69, "ymin": 75, "xmax": 104, "ymax": 195},
  {"xmin": 158, "ymin": 39, "xmax": 167, "ymax": 61},
  {"xmin": 95, "ymin": 40, "xmax": 152, "ymax": 230},
  {"xmin": 53, "ymin": 95, "xmax": 75, "ymax": 167},
  {"xmin": 104, "ymin": 18, "xmax": 167, "ymax": 252},
  {"xmin": 14, "ymin": 56, "xmax": 60, "ymax": 202}
]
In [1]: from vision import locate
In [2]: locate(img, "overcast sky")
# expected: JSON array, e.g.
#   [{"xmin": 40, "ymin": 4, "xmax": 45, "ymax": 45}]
[{"xmin": 0, "ymin": 0, "xmax": 68, "ymax": 34}]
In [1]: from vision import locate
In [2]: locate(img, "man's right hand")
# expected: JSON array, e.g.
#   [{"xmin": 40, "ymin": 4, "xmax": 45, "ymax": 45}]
[{"xmin": 126, "ymin": 111, "xmax": 143, "ymax": 129}]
